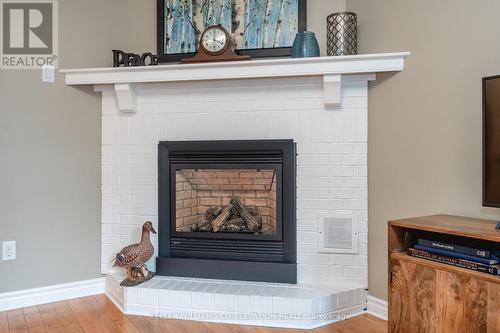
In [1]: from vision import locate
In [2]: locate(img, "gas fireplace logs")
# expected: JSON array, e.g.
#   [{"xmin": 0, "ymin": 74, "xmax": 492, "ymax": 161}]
[{"xmin": 191, "ymin": 196, "xmax": 274, "ymax": 234}]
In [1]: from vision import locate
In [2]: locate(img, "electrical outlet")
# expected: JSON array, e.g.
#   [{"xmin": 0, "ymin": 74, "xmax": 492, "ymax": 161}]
[{"xmin": 2, "ymin": 241, "xmax": 16, "ymax": 261}]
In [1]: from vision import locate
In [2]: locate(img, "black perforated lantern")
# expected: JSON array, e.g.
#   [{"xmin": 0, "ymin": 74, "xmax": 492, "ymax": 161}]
[{"xmin": 327, "ymin": 12, "xmax": 358, "ymax": 56}]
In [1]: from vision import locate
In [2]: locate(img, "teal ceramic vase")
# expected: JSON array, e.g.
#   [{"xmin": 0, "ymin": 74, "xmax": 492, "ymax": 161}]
[{"xmin": 291, "ymin": 31, "xmax": 320, "ymax": 58}]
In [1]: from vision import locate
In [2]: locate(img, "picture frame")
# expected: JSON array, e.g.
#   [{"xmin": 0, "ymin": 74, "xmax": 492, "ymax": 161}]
[{"xmin": 157, "ymin": 0, "xmax": 307, "ymax": 63}]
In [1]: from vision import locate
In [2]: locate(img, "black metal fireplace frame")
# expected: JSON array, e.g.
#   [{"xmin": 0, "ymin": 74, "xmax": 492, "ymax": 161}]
[{"xmin": 157, "ymin": 140, "xmax": 297, "ymax": 283}]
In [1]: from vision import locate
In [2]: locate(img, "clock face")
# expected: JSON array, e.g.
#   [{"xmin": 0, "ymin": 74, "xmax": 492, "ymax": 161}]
[{"xmin": 201, "ymin": 26, "xmax": 228, "ymax": 54}]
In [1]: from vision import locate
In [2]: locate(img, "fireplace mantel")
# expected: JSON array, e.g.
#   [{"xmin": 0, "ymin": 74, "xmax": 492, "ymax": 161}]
[
  {"xmin": 79, "ymin": 50, "xmax": 406, "ymax": 327},
  {"xmin": 61, "ymin": 52, "xmax": 408, "ymax": 112}
]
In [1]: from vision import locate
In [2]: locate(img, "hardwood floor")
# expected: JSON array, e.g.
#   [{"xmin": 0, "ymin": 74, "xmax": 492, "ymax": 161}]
[{"xmin": 0, "ymin": 295, "xmax": 387, "ymax": 333}]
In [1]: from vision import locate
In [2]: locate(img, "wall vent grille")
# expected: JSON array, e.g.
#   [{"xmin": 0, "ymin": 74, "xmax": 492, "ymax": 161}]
[{"xmin": 318, "ymin": 214, "xmax": 358, "ymax": 254}]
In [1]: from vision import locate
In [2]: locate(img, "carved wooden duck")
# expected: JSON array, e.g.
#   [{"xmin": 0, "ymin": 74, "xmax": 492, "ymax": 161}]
[{"xmin": 113, "ymin": 221, "xmax": 156, "ymax": 282}]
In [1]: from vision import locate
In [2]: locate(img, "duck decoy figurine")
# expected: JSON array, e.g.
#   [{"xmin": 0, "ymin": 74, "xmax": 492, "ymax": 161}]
[{"xmin": 113, "ymin": 221, "xmax": 156, "ymax": 286}]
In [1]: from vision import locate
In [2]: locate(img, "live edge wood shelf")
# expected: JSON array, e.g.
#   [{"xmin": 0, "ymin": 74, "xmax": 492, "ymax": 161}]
[{"xmin": 388, "ymin": 215, "xmax": 500, "ymax": 333}]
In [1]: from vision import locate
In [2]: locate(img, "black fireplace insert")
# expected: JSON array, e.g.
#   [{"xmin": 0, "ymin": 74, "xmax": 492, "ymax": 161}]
[{"xmin": 157, "ymin": 140, "xmax": 297, "ymax": 283}]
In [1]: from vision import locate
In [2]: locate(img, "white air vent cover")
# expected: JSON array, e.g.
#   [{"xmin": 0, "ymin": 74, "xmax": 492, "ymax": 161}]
[{"xmin": 318, "ymin": 213, "xmax": 358, "ymax": 254}]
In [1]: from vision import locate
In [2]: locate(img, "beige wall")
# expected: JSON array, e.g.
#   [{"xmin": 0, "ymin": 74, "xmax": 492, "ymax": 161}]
[
  {"xmin": 348, "ymin": 0, "xmax": 500, "ymax": 301},
  {"xmin": 0, "ymin": 0, "xmax": 345, "ymax": 293},
  {"xmin": 0, "ymin": 0, "xmax": 132, "ymax": 293}
]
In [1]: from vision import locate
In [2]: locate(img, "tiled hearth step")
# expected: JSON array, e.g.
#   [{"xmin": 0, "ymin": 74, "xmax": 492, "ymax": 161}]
[{"xmin": 106, "ymin": 274, "xmax": 367, "ymax": 329}]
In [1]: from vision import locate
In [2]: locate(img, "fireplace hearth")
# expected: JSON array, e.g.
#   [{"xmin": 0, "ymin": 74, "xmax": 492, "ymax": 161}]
[{"xmin": 157, "ymin": 140, "xmax": 297, "ymax": 283}]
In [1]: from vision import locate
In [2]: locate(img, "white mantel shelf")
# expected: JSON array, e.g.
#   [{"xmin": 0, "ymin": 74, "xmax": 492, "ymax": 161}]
[{"xmin": 61, "ymin": 52, "xmax": 409, "ymax": 112}]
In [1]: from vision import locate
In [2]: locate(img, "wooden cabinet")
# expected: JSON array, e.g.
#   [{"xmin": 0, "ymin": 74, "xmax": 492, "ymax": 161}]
[{"xmin": 388, "ymin": 215, "xmax": 500, "ymax": 333}]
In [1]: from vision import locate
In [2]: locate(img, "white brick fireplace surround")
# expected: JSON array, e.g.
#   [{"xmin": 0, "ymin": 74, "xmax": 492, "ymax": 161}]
[{"xmin": 62, "ymin": 53, "xmax": 407, "ymax": 329}]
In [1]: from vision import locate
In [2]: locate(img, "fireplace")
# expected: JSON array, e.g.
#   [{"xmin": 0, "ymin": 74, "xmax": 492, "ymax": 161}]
[{"xmin": 157, "ymin": 140, "xmax": 297, "ymax": 283}]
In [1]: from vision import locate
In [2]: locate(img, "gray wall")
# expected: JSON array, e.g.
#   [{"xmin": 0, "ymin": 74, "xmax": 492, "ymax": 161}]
[
  {"xmin": 0, "ymin": 0, "xmax": 132, "ymax": 293},
  {"xmin": 0, "ymin": 0, "xmax": 345, "ymax": 293},
  {"xmin": 348, "ymin": 0, "xmax": 500, "ymax": 301}
]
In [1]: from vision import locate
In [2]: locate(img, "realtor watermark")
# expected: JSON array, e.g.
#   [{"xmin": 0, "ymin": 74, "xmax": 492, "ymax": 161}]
[
  {"xmin": 0, "ymin": 0, "xmax": 58, "ymax": 69},
  {"xmin": 151, "ymin": 311, "xmax": 351, "ymax": 322}
]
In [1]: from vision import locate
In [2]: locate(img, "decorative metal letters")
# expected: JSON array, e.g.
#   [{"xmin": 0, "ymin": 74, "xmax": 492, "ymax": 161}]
[{"xmin": 112, "ymin": 50, "xmax": 160, "ymax": 67}]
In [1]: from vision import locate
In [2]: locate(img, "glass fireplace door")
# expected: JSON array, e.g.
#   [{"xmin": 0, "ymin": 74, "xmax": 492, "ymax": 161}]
[{"xmin": 171, "ymin": 164, "xmax": 282, "ymax": 241}]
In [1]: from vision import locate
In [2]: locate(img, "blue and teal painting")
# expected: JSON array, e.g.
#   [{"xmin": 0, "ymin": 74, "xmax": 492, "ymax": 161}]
[{"xmin": 163, "ymin": 0, "xmax": 299, "ymax": 54}]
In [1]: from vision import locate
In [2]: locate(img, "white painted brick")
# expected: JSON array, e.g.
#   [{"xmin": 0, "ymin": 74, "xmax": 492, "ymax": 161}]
[
  {"xmin": 249, "ymin": 295, "xmax": 261, "ymax": 313},
  {"xmin": 202, "ymin": 292, "xmax": 214, "ymax": 310},
  {"xmin": 188, "ymin": 101, "xmax": 220, "ymax": 113},
  {"xmin": 102, "ymin": 214, "xmax": 120, "ymax": 224},
  {"xmin": 261, "ymin": 296, "xmax": 273, "ymax": 314},
  {"xmin": 330, "ymin": 143, "xmax": 355, "ymax": 154},
  {"xmin": 329, "ymin": 188, "xmax": 354, "ymax": 199},
  {"xmin": 329, "ymin": 154, "xmax": 345, "ymax": 165},
  {"xmin": 237, "ymin": 295, "xmax": 250, "ymax": 313},
  {"xmin": 297, "ymin": 177, "xmax": 329, "ymax": 188},
  {"xmin": 214, "ymin": 294, "xmax": 225, "ymax": 311},
  {"xmin": 329, "ymin": 177, "xmax": 367, "ymax": 188},
  {"xmin": 329, "ymin": 199, "xmax": 345, "ymax": 209},
  {"xmin": 353, "ymin": 143, "xmax": 368, "ymax": 153},
  {"xmin": 137, "ymin": 288, "xmax": 149, "ymax": 305},
  {"xmin": 341, "ymin": 97, "xmax": 367, "ymax": 109},
  {"xmin": 296, "ymin": 232, "xmax": 317, "ymax": 243},
  {"xmin": 297, "ymin": 210, "xmax": 321, "ymax": 220},
  {"xmin": 297, "ymin": 188, "xmax": 329, "ymax": 199},
  {"xmin": 250, "ymin": 99, "xmax": 285, "ymax": 111},
  {"xmin": 353, "ymin": 166, "xmax": 367, "ymax": 177},
  {"xmin": 297, "ymin": 199, "xmax": 330, "ymax": 210},
  {"xmin": 343, "ymin": 266, "xmax": 368, "ymax": 278},
  {"xmin": 224, "ymin": 294, "xmax": 237, "ymax": 312},
  {"xmin": 102, "ymin": 155, "xmax": 120, "ymax": 166},
  {"xmin": 284, "ymin": 98, "xmax": 324, "ymax": 110},
  {"xmin": 332, "ymin": 254, "xmax": 355, "ymax": 265},
  {"xmin": 343, "ymin": 199, "xmax": 368, "ymax": 210},
  {"xmin": 359, "ymin": 232, "xmax": 368, "ymax": 244},
  {"xmin": 100, "ymin": 78, "xmax": 369, "ymax": 287},
  {"xmin": 358, "ymin": 221, "xmax": 368, "ymax": 233},
  {"xmin": 297, "ymin": 253, "xmax": 330, "ymax": 265},
  {"xmin": 112, "ymin": 165, "xmax": 130, "ymax": 175},
  {"xmin": 111, "ymin": 225, "xmax": 130, "ymax": 235},
  {"xmin": 296, "ymin": 242, "xmax": 318, "ymax": 254},
  {"xmin": 159, "ymin": 288, "xmax": 170, "ymax": 306},
  {"xmin": 297, "ymin": 154, "xmax": 329, "ymax": 166},
  {"xmin": 102, "ymin": 185, "xmax": 113, "ymax": 196},
  {"xmin": 102, "ymin": 175, "xmax": 120, "ymax": 185},
  {"xmin": 119, "ymin": 235, "xmax": 132, "ymax": 244},
  {"xmin": 329, "ymin": 266, "xmax": 344, "ymax": 277},
  {"xmin": 341, "ymin": 82, "xmax": 367, "ymax": 97},
  {"xmin": 297, "ymin": 264, "xmax": 330, "ymax": 277},
  {"xmin": 130, "ymin": 154, "xmax": 155, "ymax": 165},
  {"xmin": 354, "ymin": 188, "xmax": 368, "ymax": 199},
  {"xmin": 296, "ymin": 221, "xmax": 317, "ymax": 232},
  {"xmin": 343, "ymin": 154, "xmax": 367, "ymax": 165},
  {"xmin": 354, "ymin": 255, "xmax": 368, "ymax": 266},
  {"xmin": 297, "ymin": 143, "xmax": 329, "ymax": 154},
  {"xmin": 359, "ymin": 243, "xmax": 368, "ymax": 255},
  {"xmin": 330, "ymin": 166, "xmax": 355, "ymax": 177},
  {"xmin": 131, "ymin": 205, "xmax": 157, "ymax": 216},
  {"xmin": 102, "ymin": 234, "xmax": 121, "ymax": 244},
  {"xmin": 220, "ymin": 101, "xmax": 251, "ymax": 113}
]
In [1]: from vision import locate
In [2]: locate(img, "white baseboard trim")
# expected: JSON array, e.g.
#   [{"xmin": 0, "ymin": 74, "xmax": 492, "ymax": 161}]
[
  {"xmin": 0, "ymin": 277, "xmax": 105, "ymax": 312},
  {"xmin": 366, "ymin": 295, "xmax": 388, "ymax": 321}
]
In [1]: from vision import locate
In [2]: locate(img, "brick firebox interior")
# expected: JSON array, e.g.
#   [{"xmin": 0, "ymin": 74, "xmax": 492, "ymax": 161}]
[{"xmin": 175, "ymin": 169, "xmax": 277, "ymax": 233}]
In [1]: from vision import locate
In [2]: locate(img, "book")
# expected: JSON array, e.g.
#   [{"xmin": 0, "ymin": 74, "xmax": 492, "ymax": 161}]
[
  {"xmin": 414, "ymin": 244, "xmax": 499, "ymax": 265},
  {"xmin": 407, "ymin": 248, "xmax": 499, "ymax": 275},
  {"xmin": 417, "ymin": 238, "xmax": 500, "ymax": 260}
]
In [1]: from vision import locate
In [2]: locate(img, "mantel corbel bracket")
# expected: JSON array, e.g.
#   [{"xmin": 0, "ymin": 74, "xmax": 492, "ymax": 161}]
[
  {"xmin": 323, "ymin": 74, "xmax": 342, "ymax": 107},
  {"xmin": 114, "ymin": 83, "xmax": 137, "ymax": 113}
]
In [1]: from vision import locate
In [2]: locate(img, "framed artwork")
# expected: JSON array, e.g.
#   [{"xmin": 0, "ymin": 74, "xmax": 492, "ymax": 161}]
[{"xmin": 157, "ymin": 0, "xmax": 307, "ymax": 63}]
